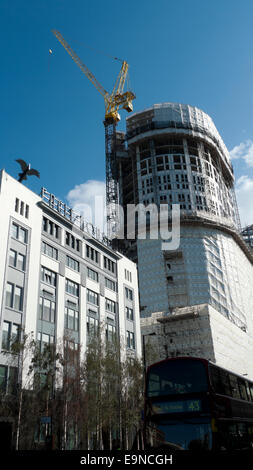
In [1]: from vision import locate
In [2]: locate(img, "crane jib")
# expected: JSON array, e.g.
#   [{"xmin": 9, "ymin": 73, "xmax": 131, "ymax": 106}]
[{"xmin": 51, "ymin": 29, "xmax": 135, "ymax": 122}]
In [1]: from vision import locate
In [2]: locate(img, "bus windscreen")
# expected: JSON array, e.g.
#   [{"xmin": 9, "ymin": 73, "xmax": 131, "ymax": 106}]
[{"xmin": 147, "ymin": 359, "xmax": 208, "ymax": 397}]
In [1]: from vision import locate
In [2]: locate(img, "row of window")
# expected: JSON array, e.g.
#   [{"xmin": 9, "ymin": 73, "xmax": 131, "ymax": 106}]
[
  {"xmin": 5, "ymin": 280, "xmax": 133, "ymax": 319},
  {"xmin": 39, "ymin": 297, "xmax": 134, "ymax": 328},
  {"xmin": 40, "ymin": 265, "xmax": 133, "ymax": 300},
  {"xmin": 15, "ymin": 198, "xmax": 29, "ymax": 219},
  {"xmin": 210, "ymin": 365, "xmax": 253, "ymax": 402},
  {"xmin": 42, "ymin": 242, "xmax": 118, "ymax": 290},
  {"xmin": 43, "ymin": 218, "xmax": 117, "ymax": 274},
  {"xmin": 11, "ymin": 221, "xmax": 118, "ymax": 278}
]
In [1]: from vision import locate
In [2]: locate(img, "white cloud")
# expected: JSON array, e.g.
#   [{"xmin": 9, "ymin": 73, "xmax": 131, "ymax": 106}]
[
  {"xmin": 235, "ymin": 175, "xmax": 253, "ymax": 227},
  {"xmin": 230, "ymin": 140, "xmax": 253, "ymax": 167},
  {"xmin": 66, "ymin": 180, "xmax": 106, "ymax": 234}
]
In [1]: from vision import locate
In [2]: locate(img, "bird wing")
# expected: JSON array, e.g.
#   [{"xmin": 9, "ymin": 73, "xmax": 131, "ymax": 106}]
[
  {"xmin": 27, "ymin": 168, "xmax": 40, "ymax": 178},
  {"xmin": 16, "ymin": 159, "xmax": 28, "ymax": 171}
]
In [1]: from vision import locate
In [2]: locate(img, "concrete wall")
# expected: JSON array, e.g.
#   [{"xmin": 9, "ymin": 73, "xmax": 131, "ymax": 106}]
[{"xmin": 141, "ymin": 303, "xmax": 253, "ymax": 380}]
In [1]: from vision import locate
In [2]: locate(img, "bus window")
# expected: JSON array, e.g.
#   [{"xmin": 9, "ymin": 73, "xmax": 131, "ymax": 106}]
[
  {"xmin": 209, "ymin": 366, "xmax": 220, "ymax": 392},
  {"xmin": 249, "ymin": 384, "xmax": 253, "ymax": 402},
  {"xmin": 229, "ymin": 374, "xmax": 240, "ymax": 399},
  {"xmin": 148, "ymin": 372, "xmax": 160, "ymax": 397},
  {"xmin": 147, "ymin": 359, "xmax": 208, "ymax": 397},
  {"xmin": 238, "ymin": 379, "xmax": 248, "ymax": 401},
  {"xmin": 209, "ymin": 366, "xmax": 231, "ymax": 395},
  {"xmin": 245, "ymin": 382, "xmax": 252, "ymax": 402}
]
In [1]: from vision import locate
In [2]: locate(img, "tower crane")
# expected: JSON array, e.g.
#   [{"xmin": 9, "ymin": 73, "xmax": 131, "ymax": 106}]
[{"xmin": 52, "ymin": 30, "xmax": 135, "ymax": 237}]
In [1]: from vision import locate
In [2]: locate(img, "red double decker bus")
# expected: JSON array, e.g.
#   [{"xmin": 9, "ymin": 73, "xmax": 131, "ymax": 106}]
[{"xmin": 144, "ymin": 357, "xmax": 253, "ymax": 450}]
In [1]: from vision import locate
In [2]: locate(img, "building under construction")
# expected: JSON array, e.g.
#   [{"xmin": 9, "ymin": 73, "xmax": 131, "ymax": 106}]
[{"xmin": 109, "ymin": 102, "xmax": 253, "ymax": 378}]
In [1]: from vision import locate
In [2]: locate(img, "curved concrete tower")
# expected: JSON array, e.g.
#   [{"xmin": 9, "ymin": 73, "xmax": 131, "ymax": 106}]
[{"xmin": 116, "ymin": 103, "xmax": 252, "ymax": 329}]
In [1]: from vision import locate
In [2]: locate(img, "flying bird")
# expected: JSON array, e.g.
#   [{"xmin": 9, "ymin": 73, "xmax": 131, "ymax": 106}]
[{"xmin": 16, "ymin": 159, "xmax": 40, "ymax": 183}]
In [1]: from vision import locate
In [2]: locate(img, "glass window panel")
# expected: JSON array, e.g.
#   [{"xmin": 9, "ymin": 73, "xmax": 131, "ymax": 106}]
[
  {"xmin": 147, "ymin": 360, "xmax": 208, "ymax": 397},
  {"xmin": 6, "ymin": 283, "xmax": 14, "ymax": 308},
  {"xmin": 11, "ymin": 324, "xmax": 19, "ymax": 345},
  {"xmin": 51, "ymin": 301, "xmax": 55, "ymax": 323},
  {"xmin": 11, "ymin": 223, "xmax": 18, "ymax": 239},
  {"xmin": 229, "ymin": 374, "xmax": 241, "ymax": 399},
  {"xmin": 2, "ymin": 321, "xmax": 11, "ymax": 350},
  {"xmin": 43, "ymin": 299, "xmax": 51, "ymax": 322},
  {"xmin": 8, "ymin": 367, "xmax": 18, "ymax": 395},
  {"xmin": 39, "ymin": 297, "xmax": 43, "ymax": 320},
  {"xmin": 17, "ymin": 253, "xmax": 25, "ymax": 271},
  {"xmin": 0, "ymin": 366, "xmax": 7, "ymax": 393},
  {"xmin": 9, "ymin": 249, "xmax": 17, "ymax": 267},
  {"xmin": 14, "ymin": 286, "xmax": 23, "ymax": 311},
  {"xmin": 19, "ymin": 227, "xmax": 27, "ymax": 243},
  {"xmin": 68, "ymin": 308, "xmax": 75, "ymax": 330}
]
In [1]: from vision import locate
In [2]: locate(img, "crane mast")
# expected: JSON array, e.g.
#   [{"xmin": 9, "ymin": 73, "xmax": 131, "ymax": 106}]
[{"xmin": 52, "ymin": 30, "xmax": 135, "ymax": 237}]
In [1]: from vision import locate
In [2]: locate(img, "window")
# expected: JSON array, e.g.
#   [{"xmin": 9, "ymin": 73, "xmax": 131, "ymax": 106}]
[
  {"xmin": 14, "ymin": 286, "xmax": 23, "ymax": 311},
  {"xmin": 65, "ymin": 279, "xmax": 79, "ymax": 297},
  {"xmin": 9, "ymin": 249, "xmax": 16, "ymax": 267},
  {"xmin": 6, "ymin": 282, "xmax": 13, "ymax": 308},
  {"xmin": 125, "ymin": 287, "xmax": 133, "ymax": 301},
  {"xmin": 105, "ymin": 277, "xmax": 117, "ymax": 292},
  {"xmin": 37, "ymin": 332, "xmax": 54, "ymax": 352},
  {"xmin": 229, "ymin": 374, "xmax": 241, "ymax": 399},
  {"xmin": 9, "ymin": 249, "xmax": 26, "ymax": 271},
  {"xmin": 65, "ymin": 307, "xmax": 79, "ymax": 331},
  {"xmin": 86, "ymin": 245, "xmax": 99, "ymax": 263},
  {"xmin": 2, "ymin": 321, "xmax": 20, "ymax": 351},
  {"xmin": 17, "ymin": 253, "xmax": 26, "ymax": 271},
  {"xmin": 42, "ymin": 217, "xmax": 60, "ymax": 239},
  {"xmin": 126, "ymin": 307, "xmax": 134, "ymax": 321},
  {"xmin": 42, "ymin": 241, "xmax": 58, "ymax": 260},
  {"xmin": 5, "ymin": 283, "xmax": 23, "ymax": 311},
  {"xmin": 106, "ymin": 324, "xmax": 116, "ymax": 342},
  {"xmin": 87, "ymin": 267, "xmax": 99, "ymax": 282},
  {"xmin": 125, "ymin": 269, "xmax": 132, "ymax": 282},
  {"xmin": 87, "ymin": 316, "xmax": 99, "ymax": 337},
  {"xmin": 15, "ymin": 199, "xmax": 29, "ymax": 219},
  {"xmin": 64, "ymin": 340, "xmax": 79, "ymax": 364},
  {"xmin": 105, "ymin": 298, "xmax": 117, "ymax": 314},
  {"xmin": 39, "ymin": 297, "xmax": 56, "ymax": 323},
  {"xmin": 11, "ymin": 223, "xmax": 27, "ymax": 243},
  {"xmin": 15, "ymin": 198, "xmax": 19, "ymax": 212},
  {"xmin": 0, "ymin": 365, "xmax": 18, "ymax": 395},
  {"xmin": 104, "ymin": 256, "xmax": 116, "ymax": 274},
  {"xmin": 20, "ymin": 201, "xmax": 24, "ymax": 216},
  {"xmin": 0, "ymin": 366, "xmax": 7, "ymax": 393},
  {"xmin": 127, "ymin": 331, "xmax": 135, "ymax": 349},
  {"xmin": 66, "ymin": 232, "xmax": 81, "ymax": 252},
  {"xmin": 238, "ymin": 379, "xmax": 248, "ymax": 401},
  {"xmin": 41, "ymin": 266, "xmax": 57, "ymax": 287},
  {"xmin": 8, "ymin": 367, "xmax": 18, "ymax": 395},
  {"xmin": 87, "ymin": 289, "xmax": 99, "ymax": 306},
  {"xmin": 66, "ymin": 255, "xmax": 80, "ymax": 272}
]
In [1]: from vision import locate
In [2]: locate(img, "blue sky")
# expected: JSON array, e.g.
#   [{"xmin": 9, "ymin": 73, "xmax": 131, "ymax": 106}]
[{"xmin": 1, "ymin": 0, "xmax": 253, "ymax": 226}]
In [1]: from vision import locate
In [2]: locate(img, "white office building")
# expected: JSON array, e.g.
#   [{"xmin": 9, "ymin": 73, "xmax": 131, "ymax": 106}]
[{"xmin": 0, "ymin": 169, "xmax": 141, "ymax": 393}]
